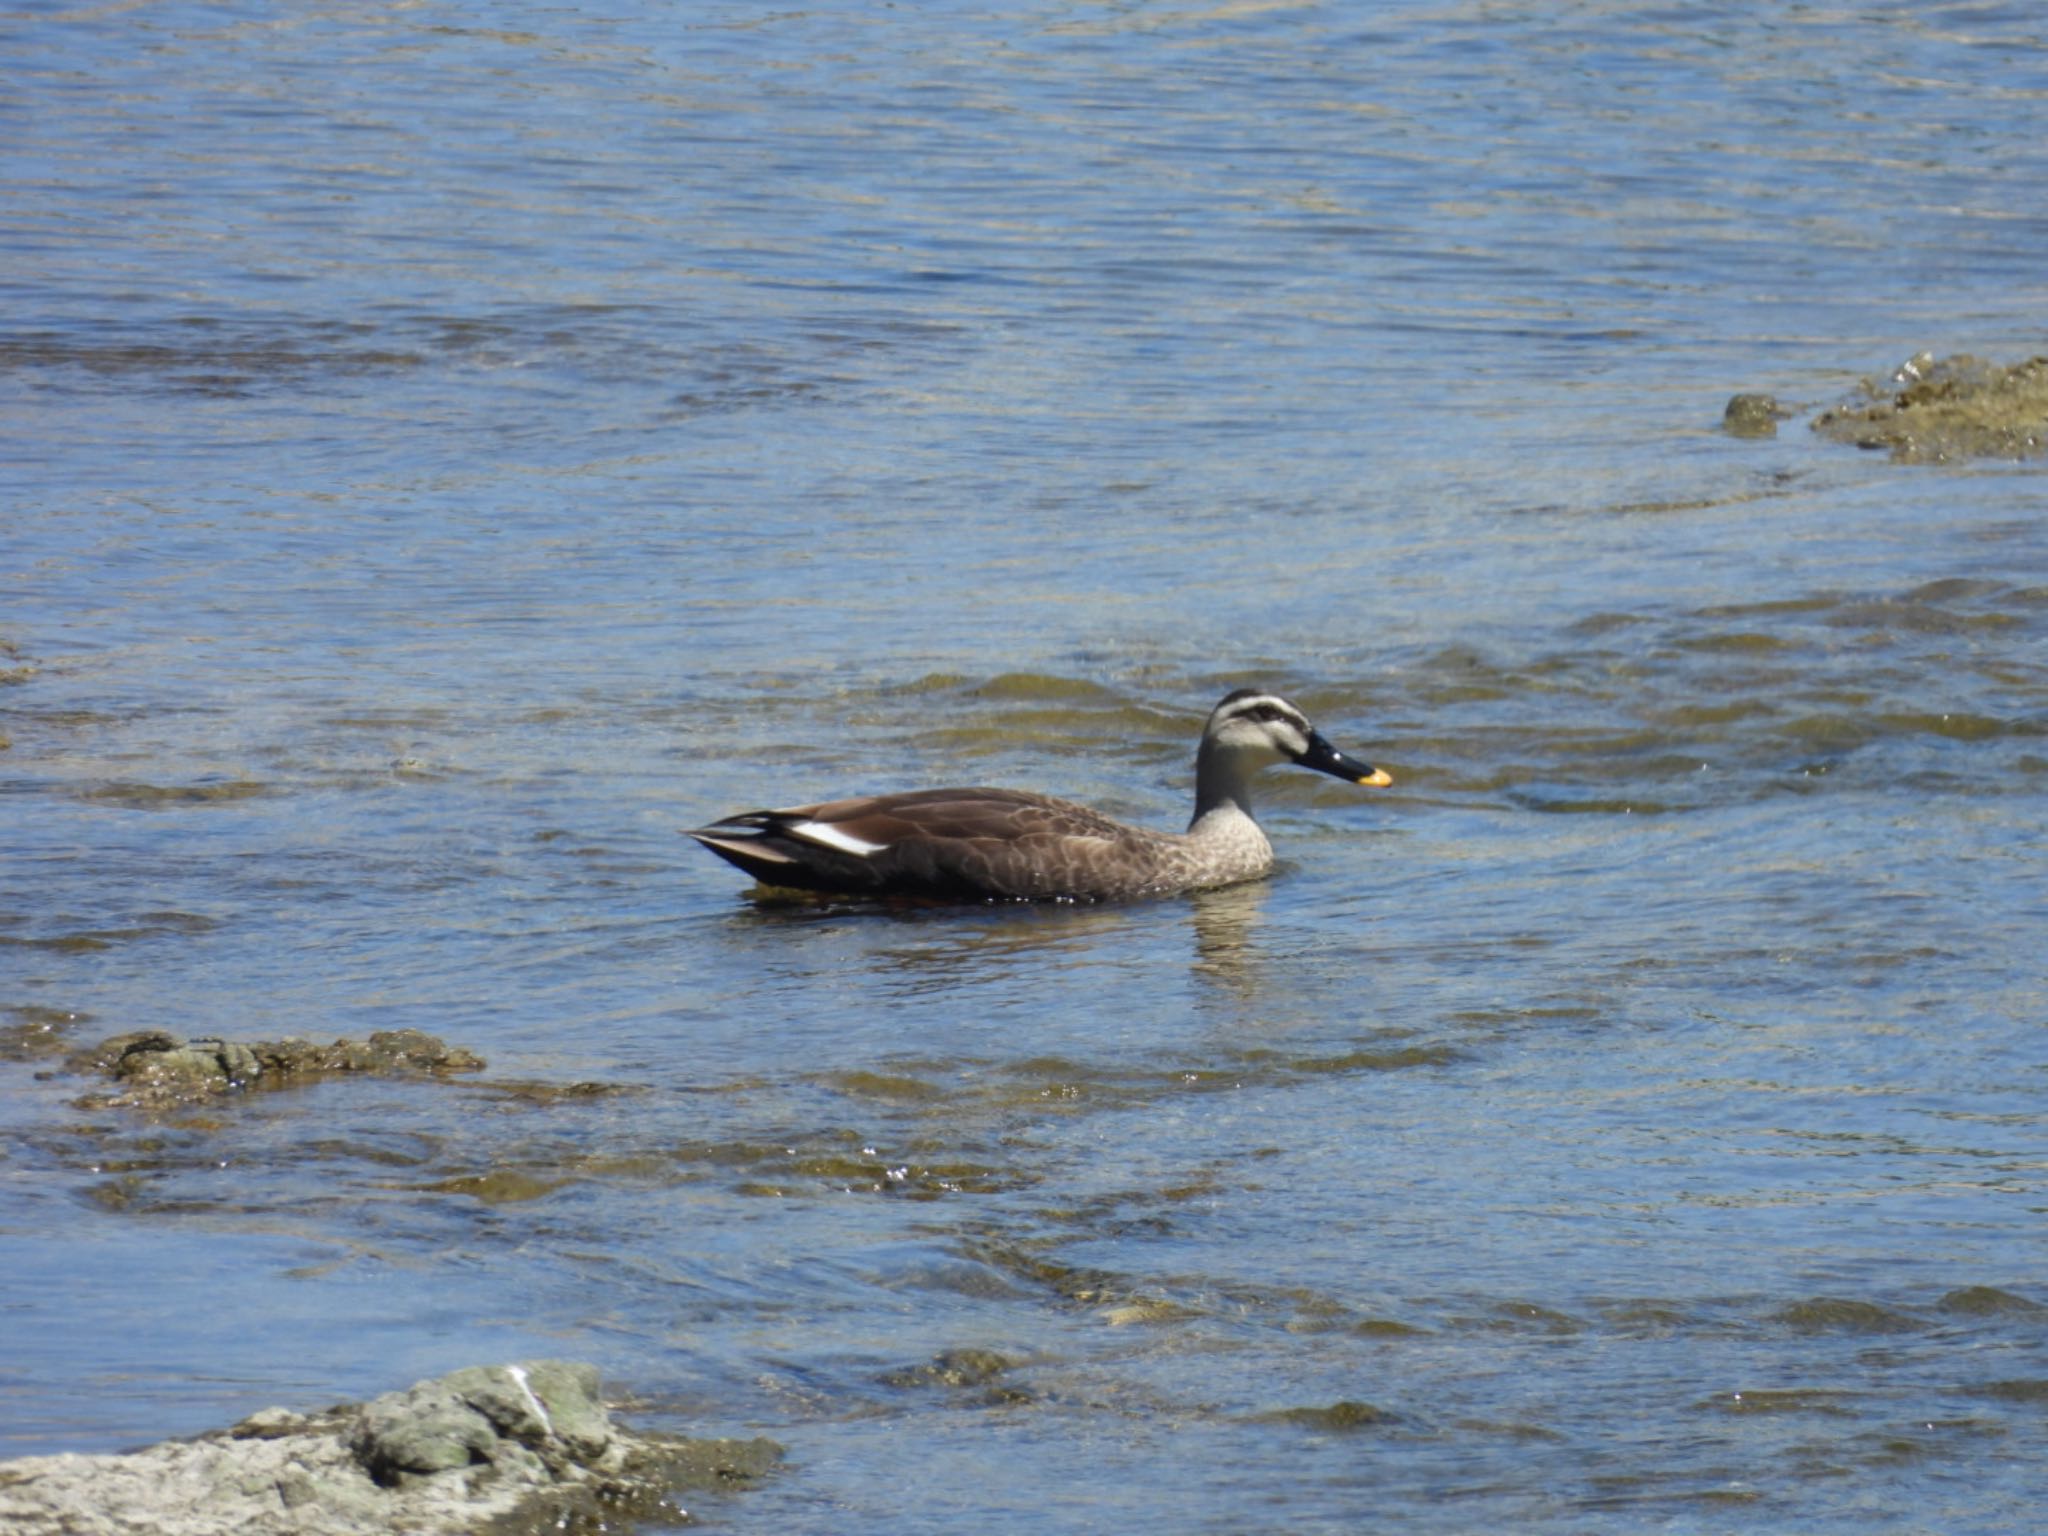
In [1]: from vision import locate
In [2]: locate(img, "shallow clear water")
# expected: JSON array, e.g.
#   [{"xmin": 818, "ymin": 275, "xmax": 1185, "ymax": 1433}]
[{"xmin": 4, "ymin": 2, "xmax": 2047, "ymax": 1530}]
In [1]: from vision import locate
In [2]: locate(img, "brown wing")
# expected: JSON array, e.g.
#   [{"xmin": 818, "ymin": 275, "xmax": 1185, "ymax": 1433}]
[
  {"xmin": 797, "ymin": 788, "xmax": 1132, "ymax": 846},
  {"xmin": 691, "ymin": 788, "xmax": 1159, "ymax": 899}
]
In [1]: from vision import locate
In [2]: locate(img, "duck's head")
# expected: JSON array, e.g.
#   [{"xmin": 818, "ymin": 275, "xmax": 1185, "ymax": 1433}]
[{"xmin": 1200, "ymin": 689, "xmax": 1393, "ymax": 787}]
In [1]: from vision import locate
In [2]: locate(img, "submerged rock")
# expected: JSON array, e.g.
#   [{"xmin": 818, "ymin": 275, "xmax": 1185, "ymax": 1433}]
[
  {"xmin": 1810, "ymin": 352, "xmax": 2048, "ymax": 462},
  {"xmin": 63, "ymin": 1028, "xmax": 485, "ymax": 1108},
  {"xmin": 1256, "ymin": 1399, "xmax": 1392, "ymax": 1432},
  {"xmin": 1, "ymin": 1005, "xmax": 92, "ymax": 1063},
  {"xmin": 876, "ymin": 1348, "xmax": 1032, "ymax": 1408},
  {"xmin": 1937, "ymin": 1285, "xmax": 2048, "ymax": 1317},
  {"xmin": 1773, "ymin": 1296, "xmax": 1924, "ymax": 1333},
  {"xmin": 1721, "ymin": 392, "xmax": 1787, "ymax": 438},
  {"xmin": 879, "ymin": 1347, "xmax": 1021, "ymax": 1391},
  {"xmin": 0, "ymin": 1361, "xmax": 781, "ymax": 1536}
]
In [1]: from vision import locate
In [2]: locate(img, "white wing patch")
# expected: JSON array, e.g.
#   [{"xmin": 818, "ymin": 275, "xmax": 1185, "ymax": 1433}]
[{"xmin": 791, "ymin": 821, "xmax": 889, "ymax": 857}]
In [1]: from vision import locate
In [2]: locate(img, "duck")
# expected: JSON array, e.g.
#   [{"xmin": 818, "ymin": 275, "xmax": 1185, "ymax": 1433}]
[{"xmin": 688, "ymin": 688, "xmax": 1392, "ymax": 902}]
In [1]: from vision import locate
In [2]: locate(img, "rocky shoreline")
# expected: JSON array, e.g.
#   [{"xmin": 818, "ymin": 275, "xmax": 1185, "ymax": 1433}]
[
  {"xmin": 1726, "ymin": 351, "xmax": 2048, "ymax": 461},
  {"xmin": 0, "ymin": 1362, "xmax": 781, "ymax": 1536}
]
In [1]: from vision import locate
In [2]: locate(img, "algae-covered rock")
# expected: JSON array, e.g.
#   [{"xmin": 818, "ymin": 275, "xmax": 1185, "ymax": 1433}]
[
  {"xmin": 1937, "ymin": 1285, "xmax": 2047, "ymax": 1317},
  {"xmin": 1722, "ymin": 392, "xmax": 1788, "ymax": 438},
  {"xmin": 880, "ymin": 1347, "xmax": 1019, "ymax": 1390},
  {"xmin": 1773, "ymin": 1296, "xmax": 1924, "ymax": 1333},
  {"xmin": 1810, "ymin": 352, "xmax": 2048, "ymax": 462},
  {"xmin": 1256, "ymin": 1399, "xmax": 1392, "ymax": 1431},
  {"xmin": 1, "ymin": 1005, "xmax": 92, "ymax": 1063},
  {"xmin": 0, "ymin": 1361, "xmax": 782, "ymax": 1536},
  {"xmin": 64, "ymin": 1028, "xmax": 485, "ymax": 1109}
]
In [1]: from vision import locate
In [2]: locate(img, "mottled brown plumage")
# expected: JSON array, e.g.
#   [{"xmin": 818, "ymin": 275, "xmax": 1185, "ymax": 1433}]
[{"xmin": 690, "ymin": 690, "xmax": 1391, "ymax": 902}]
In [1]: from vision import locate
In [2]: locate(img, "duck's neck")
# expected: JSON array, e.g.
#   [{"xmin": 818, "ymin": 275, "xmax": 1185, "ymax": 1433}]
[{"xmin": 1190, "ymin": 742, "xmax": 1258, "ymax": 832}]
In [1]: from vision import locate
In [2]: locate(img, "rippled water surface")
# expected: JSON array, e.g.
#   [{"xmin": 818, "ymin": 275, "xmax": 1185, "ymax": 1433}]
[{"xmin": 4, "ymin": 2, "xmax": 2047, "ymax": 1530}]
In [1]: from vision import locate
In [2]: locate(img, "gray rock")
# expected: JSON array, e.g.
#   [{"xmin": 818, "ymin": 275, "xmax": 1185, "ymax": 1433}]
[
  {"xmin": 0, "ymin": 1361, "xmax": 781, "ymax": 1536},
  {"xmin": 352, "ymin": 1387, "xmax": 499, "ymax": 1483},
  {"xmin": 460, "ymin": 1360, "xmax": 613, "ymax": 1461}
]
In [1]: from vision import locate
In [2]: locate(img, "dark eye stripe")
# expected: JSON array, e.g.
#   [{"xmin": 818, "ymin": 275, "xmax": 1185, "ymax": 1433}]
[{"xmin": 1232, "ymin": 700, "xmax": 1304, "ymax": 729}]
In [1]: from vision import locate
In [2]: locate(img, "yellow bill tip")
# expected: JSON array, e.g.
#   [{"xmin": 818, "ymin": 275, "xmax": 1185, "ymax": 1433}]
[{"xmin": 1358, "ymin": 768, "xmax": 1394, "ymax": 788}]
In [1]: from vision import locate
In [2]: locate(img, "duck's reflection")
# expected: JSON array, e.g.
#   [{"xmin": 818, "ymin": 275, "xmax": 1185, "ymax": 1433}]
[
  {"xmin": 1186, "ymin": 879, "xmax": 1271, "ymax": 999},
  {"xmin": 718, "ymin": 877, "xmax": 1274, "ymax": 1003},
  {"xmin": 724, "ymin": 891, "xmax": 1130, "ymax": 993}
]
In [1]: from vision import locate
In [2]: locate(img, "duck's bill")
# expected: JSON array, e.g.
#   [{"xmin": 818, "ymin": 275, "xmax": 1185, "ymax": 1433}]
[{"xmin": 1295, "ymin": 730, "xmax": 1393, "ymax": 787}]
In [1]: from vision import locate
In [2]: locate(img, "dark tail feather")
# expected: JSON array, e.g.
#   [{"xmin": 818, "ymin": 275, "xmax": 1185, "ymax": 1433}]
[{"xmin": 688, "ymin": 818, "xmax": 838, "ymax": 891}]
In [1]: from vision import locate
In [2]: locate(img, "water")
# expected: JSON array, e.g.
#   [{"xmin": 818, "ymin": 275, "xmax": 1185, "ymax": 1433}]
[{"xmin": 4, "ymin": 1, "xmax": 2046, "ymax": 1530}]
